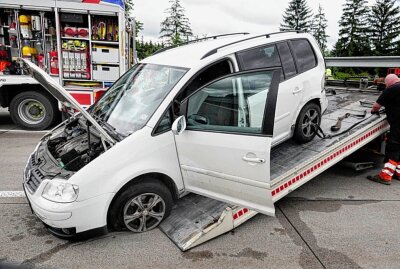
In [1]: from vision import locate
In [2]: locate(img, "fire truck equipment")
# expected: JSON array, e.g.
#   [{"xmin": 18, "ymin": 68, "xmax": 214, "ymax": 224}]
[
  {"xmin": 99, "ymin": 21, "xmax": 106, "ymax": 40},
  {"xmin": 63, "ymin": 26, "xmax": 77, "ymax": 37},
  {"xmin": 49, "ymin": 50, "xmax": 59, "ymax": 75},
  {"xmin": 0, "ymin": 61, "xmax": 11, "ymax": 72},
  {"xmin": 92, "ymin": 45, "xmax": 119, "ymax": 63},
  {"xmin": 107, "ymin": 19, "xmax": 113, "ymax": 41},
  {"xmin": 93, "ymin": 64, "xmax": 119, "ymax": 81},
  {"xmin": 77, "ymin": 27, "xmax": 89, "ymax": 38},
  {"xmin": 37, "ymin": 54, "xmax": 45, "ymax": 70},
  {"xmin": 31, "ymin": 16, "xmax": 41, "ymax": 31},
  {"xmin": 19, "ymin": 15, "xmax": 29, "ymax": 24},
  {"xmin": 22, "ymin": 42, "xmax": 32, "ymax": 57},
  {"xmin": 91, "ymin": 24, "xmax": 99, "ymax": 40},
  {"xmin": 19, "ymin": 15, "xmax": 32, "ymax": 39}
]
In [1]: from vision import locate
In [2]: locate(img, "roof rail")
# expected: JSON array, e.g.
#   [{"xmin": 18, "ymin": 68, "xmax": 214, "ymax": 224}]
[
  {"xmin": 153, "ymin": 32, "xmax": 249, "ymax": 55},
  {"xmin": 200, "ymin": 30, "xmax": 304, "ymax": 60}
]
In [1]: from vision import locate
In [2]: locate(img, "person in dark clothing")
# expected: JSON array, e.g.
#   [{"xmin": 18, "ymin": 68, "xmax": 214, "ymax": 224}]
[{"xmin": 368, "ymin": 74, "xmax": 400, "ymax": 185}]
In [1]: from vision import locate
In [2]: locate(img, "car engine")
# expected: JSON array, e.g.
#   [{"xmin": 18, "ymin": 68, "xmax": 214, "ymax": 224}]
[{"xmin": 47, "ymin": 118, "xmax": 105, "ymax": 172}]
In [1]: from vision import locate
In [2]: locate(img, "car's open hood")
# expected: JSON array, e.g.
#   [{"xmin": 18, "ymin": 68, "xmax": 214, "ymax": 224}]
[{"xmin": 20, "ymin": 58, "xmax": 116, "ymax": 145}]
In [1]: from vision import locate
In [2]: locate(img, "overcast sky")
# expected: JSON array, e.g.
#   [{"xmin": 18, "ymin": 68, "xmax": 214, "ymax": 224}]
[{"xmin": 132, "ymin": 0, "xmax": 397, "ymax": 50}]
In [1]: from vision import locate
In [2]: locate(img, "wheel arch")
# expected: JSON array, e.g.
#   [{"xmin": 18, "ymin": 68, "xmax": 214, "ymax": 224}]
[
  {"xmin": 305, "ymin": 98, "xmax": 321, "ymax": 110},
  {"xmin": 292, "ymin": 97, "xmax": 321, "ymax": 127},
  {"xmin": 106, "ymin": 172, "xmax": 179, "ymax": 228}
]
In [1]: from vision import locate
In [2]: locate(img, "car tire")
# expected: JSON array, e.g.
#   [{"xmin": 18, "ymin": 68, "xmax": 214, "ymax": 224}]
[
  {"xmin": 9, "ymin": 91, "xmax": 58, "ymax": 130},
  {"xmin": 108, "ymin": 179, "xmax": 173, "ymax": 233},
  {"xmin": 293, "ymin": 102, "xmax": 321, "ymax": 144}
]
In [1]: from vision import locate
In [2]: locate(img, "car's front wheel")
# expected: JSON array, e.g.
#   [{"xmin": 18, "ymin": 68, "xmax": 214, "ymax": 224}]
[
  {"xmin": 108, "ymin": 179, "xmax": 173, "ymax": 232},
  {"xmin": 293, "ymin": 102, "xmax": 321, "ymax": 143}
]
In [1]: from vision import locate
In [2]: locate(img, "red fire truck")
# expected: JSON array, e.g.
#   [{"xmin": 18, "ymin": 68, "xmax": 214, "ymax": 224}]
[{"xmin": 0, "ymin": 0, "xmax": 136, "ymax": 130}]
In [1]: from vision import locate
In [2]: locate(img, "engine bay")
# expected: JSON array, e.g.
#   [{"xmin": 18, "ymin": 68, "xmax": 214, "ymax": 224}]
[{"xmin": 47, "ymin": 117, "xmax": 106, "ymax": 172}]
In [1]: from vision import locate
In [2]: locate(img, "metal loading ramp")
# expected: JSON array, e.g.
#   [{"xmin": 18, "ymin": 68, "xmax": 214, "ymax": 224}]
[
  {"xmin": 160, "ymin": 89, "xmax": 388, "ymax": 251},
  {"xmin": 159, "ymin": 194, "xmax": 234, "ymax": 251}
]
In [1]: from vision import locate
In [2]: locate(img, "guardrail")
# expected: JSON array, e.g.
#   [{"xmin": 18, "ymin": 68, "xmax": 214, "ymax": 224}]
[{"xmin": 325, "ymin": 56, "xmax": 400, "ymax": 68}]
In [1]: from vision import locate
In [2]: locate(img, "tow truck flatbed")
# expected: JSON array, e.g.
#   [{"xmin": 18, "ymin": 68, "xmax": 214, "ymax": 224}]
[{"xmin": 159, "ymin": 89, "xmax": 388, "ymax": 251}]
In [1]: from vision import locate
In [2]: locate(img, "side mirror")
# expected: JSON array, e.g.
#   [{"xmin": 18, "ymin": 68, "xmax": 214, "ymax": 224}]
[{"xmin": 172, "ymin": 116, "xmax": 187, "ymax": 135}]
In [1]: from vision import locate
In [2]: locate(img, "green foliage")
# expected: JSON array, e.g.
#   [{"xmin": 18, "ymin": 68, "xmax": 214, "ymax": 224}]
[
  {"xmin": 334, "ymin": 0, "xmax": 371, "ymax": 56},
  {"xmin": 159, "ymin": 0, "xmax": 193, "ymax": 45},
  {"xmin": 134, "ymin": 20, "xmax": 144, "ymax": 37},
  {"xmin": 124, "ymin": 0, "xmax": 134, "ymax": 13},
  {"xmin": 369, "ymin": 0, "xmax": 400, "ymax": 56},
  {"xmin": 136, "ymin": 40, "xmax": 164, "ymax": 60},
  {"xmin": 280, "ymin": 0, "xmax": 313, "ymax": 32},
  {"xmin": 332, "ymin": 70, "xmax": 371, "ymax": 80},
  {"xmin": 311, "ymin": 5, "xmax": 329, "ymax": 54},
  {"xmin": 124, "ymin": 0, "xmax": 143, "ymax": 37}
]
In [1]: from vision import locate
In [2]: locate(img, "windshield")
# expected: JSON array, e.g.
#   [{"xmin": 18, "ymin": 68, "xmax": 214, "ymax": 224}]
[{"xmin": 91, "ymin": 63, "xmax": 188, "ymax": 136}]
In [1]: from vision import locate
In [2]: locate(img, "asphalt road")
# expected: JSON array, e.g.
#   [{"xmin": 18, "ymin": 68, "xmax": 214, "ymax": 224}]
[{"xmin": 1, "ymin": 111, "xmax": 400, "ymax": 269}]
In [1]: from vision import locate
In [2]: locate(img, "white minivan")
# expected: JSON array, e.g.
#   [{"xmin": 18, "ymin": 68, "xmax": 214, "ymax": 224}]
[{"xmin": 23, "ymin": 32, "xmax": 328, "ymax": 237}]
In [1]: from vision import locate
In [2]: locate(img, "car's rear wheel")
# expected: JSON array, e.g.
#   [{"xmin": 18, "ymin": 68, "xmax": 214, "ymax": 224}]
[
  {"xmin": 293, "ymin": 102, "xmax": 321, "ymax": 143},
  {"xmin": 108, "ymin": 179, "xmax": 173, "ymax": 232}
]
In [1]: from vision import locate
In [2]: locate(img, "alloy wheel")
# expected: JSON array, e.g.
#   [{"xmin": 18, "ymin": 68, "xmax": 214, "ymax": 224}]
[
  {"xmin": 123, "ymin": 193, "xmax": 166, "ymax": 232},
  {"xmin": 301, "ymin": 108, "xmax": 320, "ymax": 138}
]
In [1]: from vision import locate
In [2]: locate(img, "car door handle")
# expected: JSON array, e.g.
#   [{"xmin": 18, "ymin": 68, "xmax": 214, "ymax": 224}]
[
  {"xmin": 292, "ymin": 87, "xmax": 303, "ymax": 94},
  {"xmin": 242, "ymin": 156, "xmax": 266, "ymax": 164}
]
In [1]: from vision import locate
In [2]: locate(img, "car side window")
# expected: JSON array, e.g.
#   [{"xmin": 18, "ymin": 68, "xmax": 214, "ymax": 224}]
[
  {"xmin": 177, "ymin": 60, "xmax": 233, "ymax": 102},
  {"xmin": 237, "ymin": 44, "xmax": 281, "ymax": 71},
  {"xmin": 276, "ymin": 42, "xmax": 297, "ymax": 79},
  {"xmin": 154, "ymin": 108, "xmax": 172, "ymax": 134},
  {"xmin": 289, "ymin": 39, "xmax": 316, "ymax": 73},
  {"xmin": 185, "ymin": 71, "xmax": 275, "ymax": 135},
  {"xmin": 154, "ymin": 60, "xmax": 234, "ymax": 135}
]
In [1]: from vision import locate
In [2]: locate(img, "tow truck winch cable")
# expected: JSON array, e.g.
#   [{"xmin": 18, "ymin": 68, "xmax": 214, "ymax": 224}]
[
  {"xmin": 330, "ymin": 110, "xmax": 367, "ymax": 132},
  {"xmin": 313, "ymin": 109, "xmax": 385, "ymax": 140}
]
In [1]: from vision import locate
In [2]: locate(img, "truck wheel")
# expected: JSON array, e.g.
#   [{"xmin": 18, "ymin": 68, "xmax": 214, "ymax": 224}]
[
  {"xmin": 9, "ymin": 91, "xmax": 58, "ymax": 130},
  {"xmin": 108, "ymin": 179, "xmax": 173, "ymax": 233},
  {"xmin": 293, "ymin": 102, "xmax": 321, "ymax": 143}
]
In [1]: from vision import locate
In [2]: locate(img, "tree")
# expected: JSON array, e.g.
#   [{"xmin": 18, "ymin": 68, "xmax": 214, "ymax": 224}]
[
  {"xmin": 280, "ymin": 0, "xmax": 313, "ymax": 32},
  {"xmin": 124, "ymin": 0, "xmax": 134, "ymax": 14},
  {"xmin": 369, "ymin": 0, "xmax": 400, "ymax": 55},
  {"xmin": 311, "ymin": 4, "xmax": 329, "ymax": 53},
  {"xmin": 136, "ymin": 40, "xmax": 164, "ymax": 60},
  {"xmin": 124, "ymin": 0, "xmax": 143, "ymax": 37},
  {"xmin": 333, "ymin": 0, "xmax": 371, "ymax": 56},
  {"xmin": 159, "ymin": 0, "xmax": 193, "ymax": 45}
]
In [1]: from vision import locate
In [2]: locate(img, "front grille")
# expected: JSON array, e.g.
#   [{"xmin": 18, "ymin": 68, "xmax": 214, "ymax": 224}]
[{"xmin": 24, "ymin": 155, "xmax": 46, "ymax": 194}]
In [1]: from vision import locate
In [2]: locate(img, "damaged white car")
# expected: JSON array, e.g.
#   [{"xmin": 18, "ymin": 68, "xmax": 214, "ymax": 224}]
[{"xmin": 22, "ymin": 32, "xmax": 327, "ymax": 238}]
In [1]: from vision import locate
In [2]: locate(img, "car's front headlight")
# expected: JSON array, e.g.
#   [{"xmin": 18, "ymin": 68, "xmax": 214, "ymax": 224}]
[{"xmin": 42, "ymin": 180, "xmax": 79, "ymax": 203}]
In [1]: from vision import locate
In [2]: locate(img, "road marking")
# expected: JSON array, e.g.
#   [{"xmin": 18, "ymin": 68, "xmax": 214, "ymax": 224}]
[
  {"xmin": 0, "ymin": 129, "xmax": 48, "ymax": 134},
  {"xmin": 0, "ymin": 191, "xmax": 26, "ymax": 198}
]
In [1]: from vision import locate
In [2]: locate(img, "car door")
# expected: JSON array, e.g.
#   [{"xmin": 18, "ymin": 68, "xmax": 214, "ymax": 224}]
[
  {"xmin": 236, "ymin": 42, "xmax": 302, "ymax": 145},
  {"xmin": 273, "ymin": 41, "xmax": 303, "ymax": 144},
  {"xmin": 172, "ymin": 68, "xmax": 281, "ymax": 216}
]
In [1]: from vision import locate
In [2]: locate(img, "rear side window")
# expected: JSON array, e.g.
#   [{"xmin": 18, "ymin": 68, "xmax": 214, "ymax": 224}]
[
  {"xmin": 289, "ymin": 39, "xmax": 316, "ymax": 73},
  {"xmin": 276, "ymin": 42, "xmax": 297, "ymax": 79},
  {"xmin": 237, "ymin": 44, "xmax": 281, "ymax": 70}
]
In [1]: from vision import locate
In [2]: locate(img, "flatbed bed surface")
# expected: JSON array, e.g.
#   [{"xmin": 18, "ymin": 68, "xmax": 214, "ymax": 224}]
[{"xmin": 270, "ymin": 89, "xmax": 382, "ymax": 184}]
